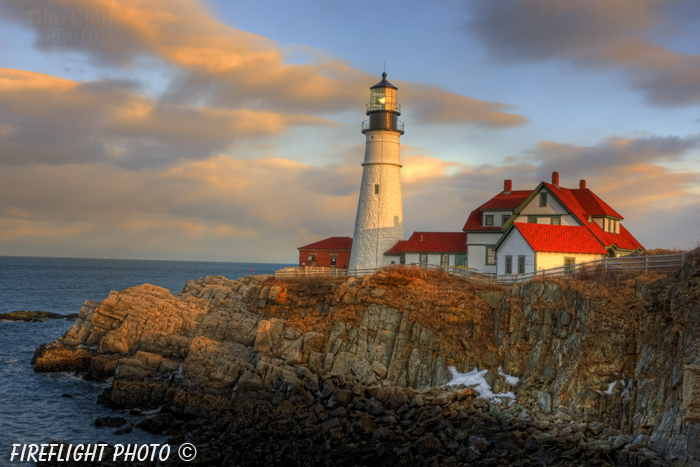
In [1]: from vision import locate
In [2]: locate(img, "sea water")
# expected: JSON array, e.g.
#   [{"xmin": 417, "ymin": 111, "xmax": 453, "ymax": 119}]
[{"xmin": 0, "ymin": 256, "xmax": 293, "ymax": 465}]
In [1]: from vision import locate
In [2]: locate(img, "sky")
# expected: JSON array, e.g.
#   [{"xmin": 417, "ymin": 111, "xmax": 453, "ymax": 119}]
[{"xmin": 0, "ymin": 0, "xmax": 699, "ymax": 263}]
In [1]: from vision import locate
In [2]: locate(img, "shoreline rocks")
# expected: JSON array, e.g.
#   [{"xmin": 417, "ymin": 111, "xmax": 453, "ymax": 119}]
[
  {"xmin": 31, "ymin": 257, "xmax": 700, "ymax": 465},
  {"xmin": 0, "ymin": 310, "xmax": 79, "ymax": 322}
]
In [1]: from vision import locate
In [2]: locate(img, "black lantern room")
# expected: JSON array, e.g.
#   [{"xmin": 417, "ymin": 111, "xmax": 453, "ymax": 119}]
[{"xmin": 362, "ymin": 72, "xmax": 404, "ymax": 134}]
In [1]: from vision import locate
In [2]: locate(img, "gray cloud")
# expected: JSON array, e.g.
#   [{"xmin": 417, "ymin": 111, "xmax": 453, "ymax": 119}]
[
  {"xmin": 527, "ymin": 134, "xmax": 700, "ymax": 180},
  {"xmin": 467, "ymin": 0, "xmax": 700, "ymax": 106}
]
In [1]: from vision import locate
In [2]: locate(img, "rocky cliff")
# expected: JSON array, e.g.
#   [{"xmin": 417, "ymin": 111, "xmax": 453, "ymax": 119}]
[{"xmin": 33, "ymin": 257, "xmax": 700, "ymax": 466}]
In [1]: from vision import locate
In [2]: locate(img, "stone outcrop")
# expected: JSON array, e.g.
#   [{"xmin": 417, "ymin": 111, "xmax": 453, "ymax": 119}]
[
  {"xmin": 32, "ymin": 255, "xmax": 700, "ymax": 466},
  {"xmin": 0, "ymin": 310, "xmax": 79, "ymax": 321}
]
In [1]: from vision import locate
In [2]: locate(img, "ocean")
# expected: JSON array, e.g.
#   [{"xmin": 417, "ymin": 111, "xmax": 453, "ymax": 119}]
[{"xmin": 0, "ymin": 256, "xmax": 293, "ymax": 465}]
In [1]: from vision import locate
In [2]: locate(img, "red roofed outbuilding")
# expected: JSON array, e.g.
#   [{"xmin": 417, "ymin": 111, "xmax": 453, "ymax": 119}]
[
  {"xmin": 298, "ymin": 237, "xmax": 352, "ymax": 268},
  {"xmin": 384, "ymin": 232, "xmax": 467, "ymax": 266}
]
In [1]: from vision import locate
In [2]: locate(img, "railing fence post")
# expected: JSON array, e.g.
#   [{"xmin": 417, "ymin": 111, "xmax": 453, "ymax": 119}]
[{"xmin": 645, "ymin": 255, "xmax": 648, "ymax": 274}]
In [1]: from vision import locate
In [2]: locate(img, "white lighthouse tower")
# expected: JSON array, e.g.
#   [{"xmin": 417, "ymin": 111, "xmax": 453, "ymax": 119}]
[{"xmin": 348, "ymin": 72, "xmax": 405, "ymax": 271}]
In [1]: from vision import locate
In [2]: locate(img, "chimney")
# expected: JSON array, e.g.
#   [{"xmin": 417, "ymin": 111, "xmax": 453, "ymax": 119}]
[
  {"xmin": 504, "ymin": 179, "xmax": 512, "ymax": 194},
  {"xmin": 579, "ymin": 179, "xmax": 586, "ymax": 189},
  {"xmin": 552, "ymin": 171, "xmax": 559, "ymax": 187},
  {"xmin": 420, "ymin": 234, "xmax": 423, "ymax": 242}
]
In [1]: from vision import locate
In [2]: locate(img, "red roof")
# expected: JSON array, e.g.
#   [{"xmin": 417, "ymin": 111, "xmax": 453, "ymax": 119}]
[
  {"xmin": 481, "ymin": 190, "xmax": 533, "ymax": 210},
  {"xmin": 298, "ymin": 236, "xmax": 352, "ymax": 251},
  {"xmin": 462, "ymin": 190, "xmax": 532, "ymax": 231},
  {"xmin": 384, "ymin": 240, "xmax": 408, "ymax": 255},
  {"xmin": 542, "ymin": 183, "xmax": 642, "ymax": 251},
  {"xmin": 514, "ymin": 224, "xmax": 609, "ymax": 255},
  {"xmin": 571, "ymin": 188, "xmax": 622, "ymax": 218},
  {"xmin": 384, "ymin": 232, "xmax": 467, "ymax": 255}
]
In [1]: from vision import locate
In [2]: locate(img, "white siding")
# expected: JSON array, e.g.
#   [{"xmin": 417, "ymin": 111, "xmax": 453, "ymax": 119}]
[
  {"xmin": 496, "ymin": 230, "xmax": 535, "ymax": 275},
  {"xmin": 405, "ymin": 252, "xmax": 420, "ymax": 264},
  {"xmin": 403, "ymin": 252, "xmax": 455, "ymax": 266},
  {"xmin": 467, "ymin": 245, "xmax": 497, "ymax": 274},
  {"xmin": 466, "ymin": 232, "xmax": 503, "ymax": 245},
  {"xmin": 467, "ymin": 231, "xmax": 501, "ymax": 273},
  {"xmin": 514, "ymin": 214, "xmax": 577, "ymax": 225},
  {"xmin": 384, "ymin": 255, "xmax": 401, "ymax": 266},
  {"xmin": 520, "ymin": 189, "xmax": 568, "ymax": 216},
  {"xmin": 536, "ymin": 252, "xmax": 604, "ymax": 270},
  {"xmin": 481, "ymin": 211, "xmax": 513, "ymax": 227}
]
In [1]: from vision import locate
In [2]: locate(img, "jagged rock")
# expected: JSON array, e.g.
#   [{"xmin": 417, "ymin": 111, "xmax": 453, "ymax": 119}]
[
  {"xmin": 135, "ymin": 412, "xmax": 176, "ymax": 433},
  {"xmin": 29, "ymin": 256, "xmax": 700, "ymax": 466}
]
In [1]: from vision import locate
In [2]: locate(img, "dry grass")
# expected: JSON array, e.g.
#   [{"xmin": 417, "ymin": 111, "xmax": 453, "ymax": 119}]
[
  {"xmin": 687, "ymin": 241, "xmax": 700, "ymax": 262},
  {"xmin": 638, "ymin": 248, "xmax": 686, "ymax": 256}
]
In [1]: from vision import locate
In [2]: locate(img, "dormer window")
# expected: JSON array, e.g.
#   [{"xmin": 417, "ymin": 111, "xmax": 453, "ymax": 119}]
[
  {"xmin": 539, "ymin": 192, "xmax": 548, "ymax": 207},
  {"xmin": 484, "ymin": 215, "xmax": 494, "ymax": 226},
  {"xmin": 602, "ymin": 217, "xmax": 620, "ymax": 233}
]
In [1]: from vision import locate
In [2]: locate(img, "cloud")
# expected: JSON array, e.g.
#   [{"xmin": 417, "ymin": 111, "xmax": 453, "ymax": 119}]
[
  {"xmin": 0, "ymin": 155, "xmax": 362, "ymax": 261},
  {"xmin": 401, "ymin": 84, "xmax": 526, "ymax": 128},
  {"xmin": 467, "ymin": 0, "xmax": 700, "ymax": 106},
  {"xmin": 0, "ymin": 68, "xmax": 332, "ymax": 168},
  {"xmin": 0, "ymin": 0, "xmax": 526, "ymax": 128},
  {"xmin": 528, "ymin": 134, "xmax": 700, "ymax": 174}
]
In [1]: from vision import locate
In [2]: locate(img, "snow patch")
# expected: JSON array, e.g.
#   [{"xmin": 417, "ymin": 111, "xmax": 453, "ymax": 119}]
[
  {"xmin": 605, "ymin": 381, "xmax": 617, "ymax": 395},
  {"xmin": 445, "ymin": 367, "xmax": 516, "ymax": 403},
  {"xmin": 498, "ymin": 366, "xmax": 520, "ymax": 386}
]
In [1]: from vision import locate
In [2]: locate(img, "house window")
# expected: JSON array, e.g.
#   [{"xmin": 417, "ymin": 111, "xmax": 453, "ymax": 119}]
[
  {"xmin": 539, "ymin": 192, "xmax": 548, "ymax": 207},
  {"xmin": 486, "ymin": 246, "xmax": 496, "ymax": 265},
  {"xmin": 551, "ymin": 216, "xmax": 561, "ymax": 225},
  {"xmin": 502, "ymin": 215, "xmax": 510, "ymax": 226},
  {"xmin": 505, "ymin": 255, "xmax": 512, "ymax": 274},
  {"xmin": 419, "ymin": 253, "xmax": 428, "ymax": 264},
  {"xmin": 564, "ymin": 257, "xmax": 575, "ymax": 274},
  {"xmin": 485, "ymin": 215, "xmax": 494, "ymax": 226},
  {"xmin": 400, "ymin": 255, "xmax": 405, "ymax": 265},
  {"xmin": 455, "ymin": 254, "xmax": 465, "ymax": 267},
  {"xmin": 441, "ymin": 254, "xmax": 449, "ymax": 266},
  {"xmin": 518, "ymin": 255, "xmax": 526, "ymax": 274},
  {"xmin": 330, "ymin": 255, "xmax": 337, "ymax": 267},
  {"xmin": 374, "ymin": 184, "xmax": 379, "ymax": 195},
  {"xmin": 528, "ymin": 216, "xmax": 537, "ymax": 224}
]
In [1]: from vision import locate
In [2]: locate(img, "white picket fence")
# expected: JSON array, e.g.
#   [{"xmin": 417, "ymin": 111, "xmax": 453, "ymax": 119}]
[{"xmin": 275, "ymin": 250, "xmax": 695, "ymax": 284}]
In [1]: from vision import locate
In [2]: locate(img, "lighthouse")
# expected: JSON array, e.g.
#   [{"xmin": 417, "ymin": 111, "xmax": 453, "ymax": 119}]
[{"xmin": 348, "ymin": 72, "xmax": 405, "ymax": 271}]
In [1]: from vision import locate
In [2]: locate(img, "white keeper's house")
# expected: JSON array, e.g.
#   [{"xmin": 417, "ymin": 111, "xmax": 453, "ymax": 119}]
[{"xmin": 462, "ymin": 171, "xmax": 644, "ymax": 275}]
